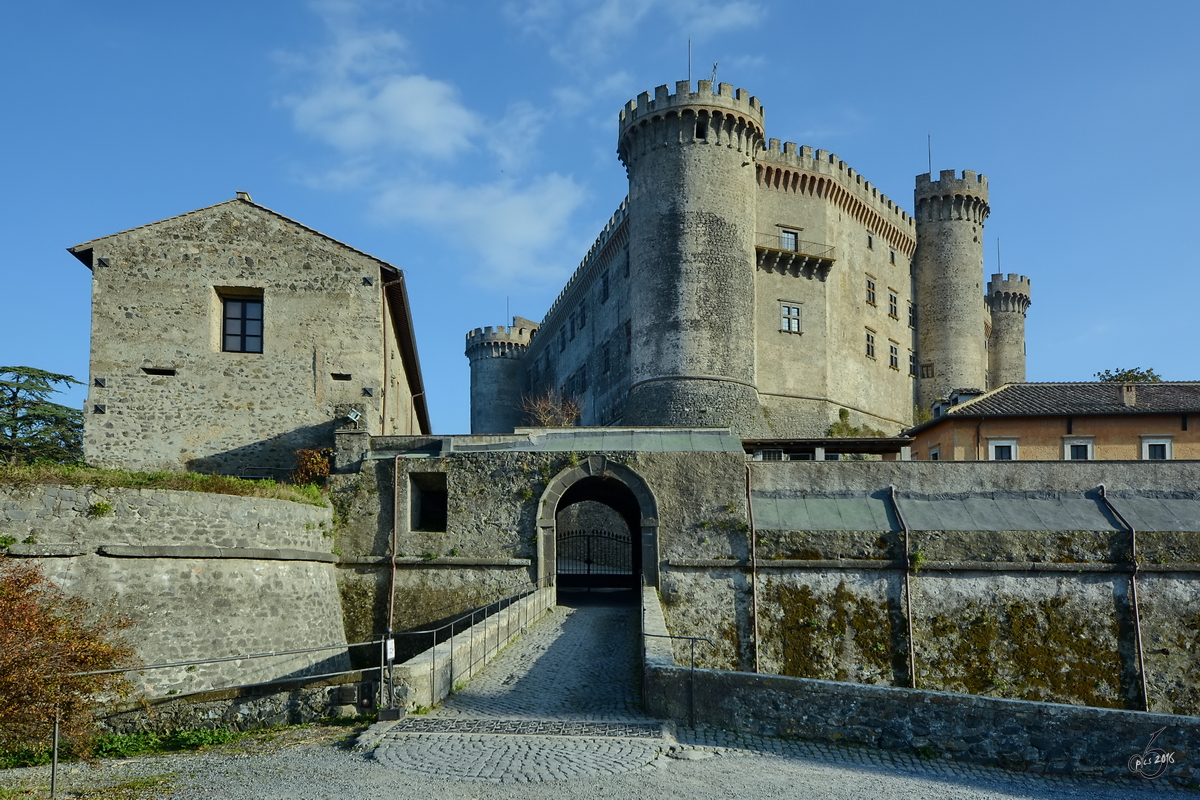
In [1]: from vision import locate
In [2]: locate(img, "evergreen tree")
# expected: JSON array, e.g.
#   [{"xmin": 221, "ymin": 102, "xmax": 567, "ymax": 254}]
[{"xmin": 0, "ymin": 366, "xmax": 83, "ymax": 464}]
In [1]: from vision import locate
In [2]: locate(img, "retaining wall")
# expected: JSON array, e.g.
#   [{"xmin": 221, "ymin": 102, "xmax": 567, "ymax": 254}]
[
  {"xmin": 642, "ymin": 588, "xmax": 1199, "ymax": 783},
  {"xmin": 0, "ymin": 483, "xmax": 348, "ymax": 698}
]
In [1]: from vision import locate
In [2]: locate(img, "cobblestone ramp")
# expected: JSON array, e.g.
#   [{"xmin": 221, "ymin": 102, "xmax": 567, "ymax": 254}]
[{"xmin": 375, "ymin": 596, "xmax": 668, "ymax": 782}]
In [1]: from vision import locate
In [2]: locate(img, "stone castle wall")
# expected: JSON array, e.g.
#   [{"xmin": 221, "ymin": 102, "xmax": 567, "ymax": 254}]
[
  {"xmin": 466, "ymin": 81, "xmax": 1008, "ymax": 435},
  {"xmin": 1, "ymin": 483, "xmax": 348, "ymax": 699},
  {"xmin": 336, "ymin": 435, "xmax": 1200, "ymax": 716}
]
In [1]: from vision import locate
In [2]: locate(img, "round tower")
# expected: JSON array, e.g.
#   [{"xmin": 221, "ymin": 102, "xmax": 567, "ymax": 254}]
[
  {"xmin": 617, "ymin": 80, "xmax": 767, "ymax": 434},
  {"xmin": 987, "ymin": 273, "xmax": 1031, "ymax": 387},
  {"xmin": 464, "ymin": 322, "xmax": 535, "ymax": 434},
  {"xmin": 914, "ymin": 169, "xmax": 990, "ymax": 410}
]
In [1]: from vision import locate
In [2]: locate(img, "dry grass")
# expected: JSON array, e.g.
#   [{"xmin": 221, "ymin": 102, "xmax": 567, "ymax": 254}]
[{"xmin": 0, "ymin": 464, "xmax": 325, "ymax": 507}]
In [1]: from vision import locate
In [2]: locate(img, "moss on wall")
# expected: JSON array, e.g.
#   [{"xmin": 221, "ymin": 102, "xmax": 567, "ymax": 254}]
[{"xmin": 917, "ymin": 593, "xmax": 1128, "ymax": 709}]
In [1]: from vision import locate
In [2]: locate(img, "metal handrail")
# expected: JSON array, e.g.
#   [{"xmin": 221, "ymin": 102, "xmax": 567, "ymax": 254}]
[
  {"xmin": 643, "ymin": 632, "xmax": 716, "ymax": 728},
  {"xmin": 384, "ymin": 576, "xmax": 552, "ymax": 709},
  {"xmin": 754, "ymin": 232, "xmax": 835, "ymax": 259}
]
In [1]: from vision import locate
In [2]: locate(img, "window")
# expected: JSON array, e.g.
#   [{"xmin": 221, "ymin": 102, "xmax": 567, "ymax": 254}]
[
  {"xmin": 866, "ymin": 277, "xmax": 876, "ymax": 305},
  {"xmin": 928, "ymin": 446, "xmax": 940, "ymax": 461},
  {"xmin": 559, "ymin": 329, "xmax": 566, "ymax": 352},
  {"xmin": 756, "ymin": 449, "xmax": 784, "ymax": 461},
  {"xmin": 920, "ymin": 363, "xmax": 934, "ymax": 379},
  {"xmin": 780, "ymin": 303, "xmax": 802, "ymax": 334},
  {"xmin": 888, "ymin": 291, "xmax": 898, "ymax": 318},
  {"xmin": 410, "ymin": 472, "xmax": 448, "ymax": 532},
  {"xmin": 578, "ymin": 305, "xmax": 587, "ymax": 329},
  {"xmin": 222, "ymin": 296, "xmax": 263, "ymax": 353},
  {"xmin": 867, "ymin": 233, "xmax": 874, "ymax": 249},
  {"xmin": 625, "ymin": 320, "xmax": 632, "ymax": 354},
  {"xmin": 568, "ymin": 313, "xmax": 576, "ymax": 340},
  {"xmin": 600, "ymin": 272, "xmax": 610, "ymax": 303},
  {"xmin": 890, "ymin": 249, "xmax": 896, "ymax": 264},
  {"xmin": 780, "ymin": 229, "xmax": 798, "ymax": 251},
  {"xmin": 888, "ymin": 341, "xmax": 899, "ymax": 370},
  {"xmin": 988, "ymin": 439, "xmax": 1018, "ymax": 461},
  {"xmin": 1141, "ymin": 436, "xmax": 1173, "ymax": 460},
  {"xmin": 602, "ymin": 343, "xmax": 611, "ymax": 373},
  {"xmin": 1063, "ymin": 437, "xmax": 1094, "ymax": 460},
  {"xmin": 865, "ymin": 329, "xmax": 876, "ymax": 359},
  {"xmin": 908, "ymin": 303, "xmax": 916, "ymax": 328},
  {"xmin": 908, "ymin": 352, "xmax": 916, "ymax": 377}
]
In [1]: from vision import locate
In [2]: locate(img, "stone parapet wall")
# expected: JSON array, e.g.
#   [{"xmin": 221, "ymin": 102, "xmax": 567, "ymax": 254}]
[{"xmin": 642, "ymin": 588, "xmax": 1200, "ymax": 783}]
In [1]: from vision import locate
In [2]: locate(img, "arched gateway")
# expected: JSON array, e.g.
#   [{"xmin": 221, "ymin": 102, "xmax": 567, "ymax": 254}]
[{"xmin": 535, "ymin": 456, "xmax": 659, "ymax": 592}]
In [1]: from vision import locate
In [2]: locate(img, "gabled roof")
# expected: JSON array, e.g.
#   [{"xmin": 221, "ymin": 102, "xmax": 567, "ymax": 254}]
[
  {"xmin": 67, "ymin": 195, "xmax": 394, "ymax": 271},
  {"xmin": 68, "ymin": 194, "xmax": 432, "ymax": 434},
  {"xmin": 907, "ymin": 382, "xmax": 1200, "ymax": 436}
]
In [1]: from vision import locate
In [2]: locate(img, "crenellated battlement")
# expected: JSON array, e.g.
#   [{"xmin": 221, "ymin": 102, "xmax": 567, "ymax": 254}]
[
  {"xmin": 915, "ymin": 169, "xmax": 989, "ymax": 200},
  {"xmin": 465, "ymin": 322, "xmax": 537, "ymax": 361},
  {"xmin": 758, "ymin": 141, "xmax": 917, "ymax": 250},
  {"xmin": 987, "ymin": 273, "xmax": 1032, "ymax": 314},
  {"xmin": 619, "ymin": 80, "xmax": 764, "ymax": 136}
]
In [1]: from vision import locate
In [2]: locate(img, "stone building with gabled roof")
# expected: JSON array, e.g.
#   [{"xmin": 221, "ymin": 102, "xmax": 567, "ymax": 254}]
[
  {"xmin": 905, "ymin": 382, "xmax": 1200, "ymax": 461},
  {"xmin": 70, "ymin": 192, "xmax": 430, "ymax": 475}
]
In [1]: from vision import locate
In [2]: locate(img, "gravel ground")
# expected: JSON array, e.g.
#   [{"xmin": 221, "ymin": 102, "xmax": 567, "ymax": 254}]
[{"xmin": 1, "ymin": 732, "xmax": 1189, "ymax": 800}]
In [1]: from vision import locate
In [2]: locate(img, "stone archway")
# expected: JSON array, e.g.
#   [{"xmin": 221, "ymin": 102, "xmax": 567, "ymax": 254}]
[{"xmin": 535, "ymin": 456, "xmax": 660, "ymax": 591}]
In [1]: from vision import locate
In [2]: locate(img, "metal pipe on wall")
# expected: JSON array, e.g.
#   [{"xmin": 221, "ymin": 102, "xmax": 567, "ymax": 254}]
[
  {"xmin": 1097, "ymin": 484, "xmax": 1151, "ymax": 712},
  {"xmin": 889, "ymin": 485, "xmax": 918, "ymax": 689}
]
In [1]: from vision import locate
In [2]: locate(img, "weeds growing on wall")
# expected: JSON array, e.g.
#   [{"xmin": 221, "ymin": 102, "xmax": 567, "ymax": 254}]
[{"xmin": 0, "ymin": 463, "xmax": 326, "ymax": 507}]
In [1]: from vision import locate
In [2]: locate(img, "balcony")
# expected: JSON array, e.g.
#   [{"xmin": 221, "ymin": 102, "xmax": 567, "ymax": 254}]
[{"xmin": 755, "ymin": 232, "xmax": 836, "ymax": 280}]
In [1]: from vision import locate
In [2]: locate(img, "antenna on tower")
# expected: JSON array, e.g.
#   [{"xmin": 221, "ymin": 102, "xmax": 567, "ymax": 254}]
[
  {"xmin": 688, "ymin": 39, "xmax": 691, "ymax": 83},
  {"xmin": 996, "ymin": 239, "xmax": 1001, "ymax": 271},
  {"xmin": 710, "ymin": 61, "xmax": 718, "ymax": 84},
  {"xmin": 506, "ymin": 296, "xmax": 510, "ymax": 325},
  {"xmin": 927, "ymin": 134, "xmax": 932, "ymax": 175}
]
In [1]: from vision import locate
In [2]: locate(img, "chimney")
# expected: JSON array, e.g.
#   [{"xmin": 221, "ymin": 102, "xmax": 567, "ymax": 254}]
[{"xmin": 1122, "ymin": 384, "xmax": 1137, "ymax": 407}]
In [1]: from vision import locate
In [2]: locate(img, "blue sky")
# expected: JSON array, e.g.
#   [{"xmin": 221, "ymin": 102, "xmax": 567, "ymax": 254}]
[{"xmin": 3, "ymin": 0, "xmax": 1197, "ymax": 434}]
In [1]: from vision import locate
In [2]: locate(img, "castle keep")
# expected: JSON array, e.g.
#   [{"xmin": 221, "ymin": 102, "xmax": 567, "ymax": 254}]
[{"xmin": 466, "ymin": 81, "xmax": 1032, "ymax": 436}]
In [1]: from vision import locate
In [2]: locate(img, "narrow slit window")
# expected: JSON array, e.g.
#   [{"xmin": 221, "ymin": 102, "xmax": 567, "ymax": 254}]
[{"xmin": 331, "ymin": 373, "xmax": 352, "ymax": 381}]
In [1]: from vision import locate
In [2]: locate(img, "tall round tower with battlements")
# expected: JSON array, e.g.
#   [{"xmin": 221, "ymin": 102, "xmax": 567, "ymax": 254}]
[
  {"xmin": 914, "ymin": 170, "xmax": 990, "ymax": 410},
  {"xmin": 617, "ymin": 80, "xmax": 768, "ymax": 434},
  {"xmin": 465, "ymin": 321, "xmax": 536, "ymax": 434},
  {"xmin": 987, "ymin": 273, "xmax": 1031, "ymax": 387}
]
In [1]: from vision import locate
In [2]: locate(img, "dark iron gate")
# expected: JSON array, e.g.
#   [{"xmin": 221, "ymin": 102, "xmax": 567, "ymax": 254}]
[{"xmin": 556, "ymin": 527, "xmax": 634, "ymax": 588}]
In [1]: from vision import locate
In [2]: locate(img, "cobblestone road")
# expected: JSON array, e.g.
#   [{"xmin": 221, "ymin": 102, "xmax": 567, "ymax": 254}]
[{"xmin": 365, "ymin": 589, "xmax": 1189, "ymax": 794}]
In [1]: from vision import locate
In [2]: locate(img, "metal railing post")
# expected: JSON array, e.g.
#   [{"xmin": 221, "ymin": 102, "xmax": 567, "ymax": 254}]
[
  {"xmin": 50, "ymin": 711, "xmax": 59, "ymax": 800},
  {"xmin": 690, "ymin": 638, "xmax": 696, "ymax": 729}
]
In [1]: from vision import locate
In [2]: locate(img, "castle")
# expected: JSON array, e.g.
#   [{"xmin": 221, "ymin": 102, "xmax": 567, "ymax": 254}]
[{"xmin": 466, "ymin": 80, "xmax": 1032, "ymax": 436}]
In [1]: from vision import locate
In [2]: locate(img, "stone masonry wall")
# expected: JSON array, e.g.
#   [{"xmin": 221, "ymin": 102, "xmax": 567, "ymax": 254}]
[
  {"xmin": 341, "ymin": 440, "xmax": 1200, "ymax": 717},
  {"xmin": 0, "ymin": 483, "xmax": 347, "ymax": 699},
  {"xmin": 78, "ymin": 197, "xmax": 414, "ymax": 475}
]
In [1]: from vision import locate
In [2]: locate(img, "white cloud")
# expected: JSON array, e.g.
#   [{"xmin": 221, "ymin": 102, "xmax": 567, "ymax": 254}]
[
  {"xmin": 280, "ymin": 2, "xmax": 589, "ymax": 285},
  {"xmin": 289, "ymin": 72, "xmax": 479, "ymax": 158},
  {"xmin": 506, "ymin": 0, "xmax": 764, "ymax": 68},
  {"xmin": 373, "ymin": 174, "xmax": 588, "ymax": 285}
]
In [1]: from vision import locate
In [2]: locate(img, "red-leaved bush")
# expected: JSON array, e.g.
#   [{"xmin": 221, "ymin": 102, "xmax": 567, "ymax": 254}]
[{"xmin": 0, "ymin": 557, "xmax": 138, "ymax": 758}]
